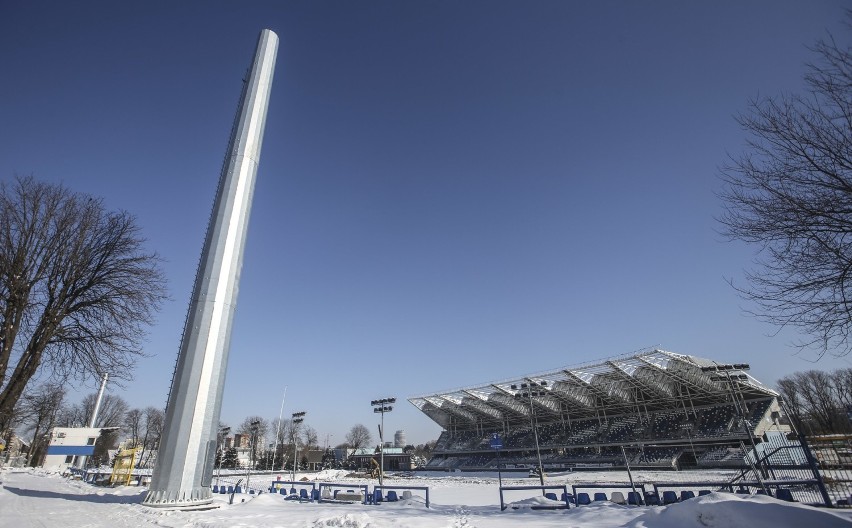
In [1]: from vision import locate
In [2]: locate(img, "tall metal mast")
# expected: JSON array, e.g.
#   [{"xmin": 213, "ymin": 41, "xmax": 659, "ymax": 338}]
[{"xmin": 144, "ymin": 29, "xmax": 278, "ymax": 508}]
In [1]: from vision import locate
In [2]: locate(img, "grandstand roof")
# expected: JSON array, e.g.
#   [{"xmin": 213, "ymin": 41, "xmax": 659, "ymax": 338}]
[{"xmin": 408, "ymin": 348, "xmax": 777, "ymax": 430}]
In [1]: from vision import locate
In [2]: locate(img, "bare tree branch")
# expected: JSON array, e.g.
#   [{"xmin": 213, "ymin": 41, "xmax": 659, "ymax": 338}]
[
  {"xmin": 345, "ymin": 423, "xmax": 372, "ymax": 450},
  {"xmin": 0, "ymin": 175, "xmax": 167, "ymax": 418},
  {"xmin": 720, "ymin": 24, "xmax": 852, "ymax": 357}
]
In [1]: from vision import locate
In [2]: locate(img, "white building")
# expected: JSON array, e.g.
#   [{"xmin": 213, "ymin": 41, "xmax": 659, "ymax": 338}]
[{"xmin": 42, "ymin": 427, "xmax": 101, "ymax": 470}]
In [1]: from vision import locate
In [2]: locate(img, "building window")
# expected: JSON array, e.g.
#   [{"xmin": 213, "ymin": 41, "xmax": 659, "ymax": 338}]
[
  {"xmin": 87, "ymin": 437, "xmax": 96, "ymax": 446},
  {"xmin": 65, "ymin": 455, "xmax": 74, "ymax": 464}
]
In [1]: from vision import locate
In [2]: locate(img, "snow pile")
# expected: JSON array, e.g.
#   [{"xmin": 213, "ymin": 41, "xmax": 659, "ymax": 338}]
[
  {"xmin": 627, "ymin": 492, "xmax": 852, "ymax": 528},
  {"xmin": 307, "ymin": 469, "xmax": 352, "ymax": 481},
  {"xmin": 311, "ymin": 513, "xmax": 375, "ymax": 528}
]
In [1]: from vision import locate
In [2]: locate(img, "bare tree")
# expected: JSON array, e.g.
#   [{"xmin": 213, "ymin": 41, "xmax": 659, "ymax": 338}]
[
  {"xmin": 79, "ymin": 393, "xmax": 129, "ymax": 428},
  {"xmin": 284, "ymin": 419, "xmax": 301, "ymax": 447},
  {"xmin": 302, "ymin": 425, "xmax": 318, "ymax": 449},
  {"xmin": 137, "ymin": 406, "xmax": 165, "ymax": 468},
  {"xmin": 797, "ymin": 371, "xmax": 842, "ymax": 432},
  {"xmin": 778, "ymin": 369, "xmax": 852, "ymax": 434},
  {"xmin": 777, "ymin": 376, "xmax": 806, "ymax": 427},
  {"xmin": 55, "ymin": 401, "xmax": 87, "ymax": 428},
  {"xmin": 18, "ymin": 383, "xmax": 65, "ymax": 466},
  {"xmin": 270, "ymin": 417, "xmax": 290, "ymax": 447},
  {"xmin": 719, "ymin": 27, "xmax": 852, "ymax": 357},
  {"xmin": 833, "ymin": 368, "xmax": 852, "ymax": 411},
  {"xmin": 345, "ymin": 424, "xmax": 372, "ymax": 450},
  {"xmin": 0, "ymin": 176, "xmax": 167, "ymax": 418},
  {"xmin": 238, "ymin": 415, "xmax": 269, "ymax": 467},
  {"xmin": 0, "ymin": 400, "xmax": 26, "ymax": 462},
  {"xmin": 125, "ymin": 408, "xmax": 143, "ymax": 446}
]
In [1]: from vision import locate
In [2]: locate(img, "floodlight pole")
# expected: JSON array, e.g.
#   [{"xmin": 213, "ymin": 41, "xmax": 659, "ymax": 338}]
[
  {"xmin": 246, "ymin": 420, "xmax": 260, "ymax": 490},
  {"xmin": 371, "ymin": 397, "xmax": 396, "ymax": 488},
  {"xmin": 291, "ymin": 411, "xmax": 305, "ymax": 482},
  {"xmin": 514, "ymin": 381, "xmax": 546, "ymax": 491}
]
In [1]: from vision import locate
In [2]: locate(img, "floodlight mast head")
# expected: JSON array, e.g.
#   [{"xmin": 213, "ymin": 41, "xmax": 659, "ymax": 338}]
[
  {"xmin": 511, "ymin": 380, "xmax": 549, "ymax": 399},
  {"xmin": 700, "ymin": 363, "xmax": 750, "ymax": 373}
]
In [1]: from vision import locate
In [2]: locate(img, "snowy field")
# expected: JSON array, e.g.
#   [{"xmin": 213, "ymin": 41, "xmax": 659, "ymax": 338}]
[{"xmin": 2, "ymin": 467, "xmax": 852, "ymax": 528}]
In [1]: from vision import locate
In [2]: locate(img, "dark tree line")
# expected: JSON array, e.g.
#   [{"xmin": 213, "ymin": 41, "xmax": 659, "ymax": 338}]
[
  {"xmin": 212, "ymin": 420, "xmax": 414, "ymax": 471},
  {"xmin": 778, "ymin": 367, "xmax": 852, "ymax": 434}
]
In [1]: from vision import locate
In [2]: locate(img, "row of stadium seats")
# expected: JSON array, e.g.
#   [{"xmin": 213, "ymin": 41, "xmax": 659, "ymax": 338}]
[
  {"xmin": 696, "ymin": 447, "xmax": 746, "ymax": 465},
  {"xmin": 425, "ymin": 445, "xmax": 683, "ymax": 469},
  {"xmin": 566, "ymin": 488, "xmax": 796, "ymax": 507},
  {"xmin": 433, "ymin": 399, "xmax": 774, "ymax": 454}
]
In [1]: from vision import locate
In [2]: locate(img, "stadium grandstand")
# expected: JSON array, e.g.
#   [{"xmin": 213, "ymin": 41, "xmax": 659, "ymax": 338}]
[{"xmin": 409, "ymin": 348, "xmax": 788, "ymax": 472}]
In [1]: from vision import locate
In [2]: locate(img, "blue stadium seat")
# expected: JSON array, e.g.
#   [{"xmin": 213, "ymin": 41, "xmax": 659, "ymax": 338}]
[
  {"xmin": 627, "ymin": 491, "xmax": 642, "ymax": 505},
  {"xmin": 312, "ymin": 489, "xmax": 320, "ymax": 501},
  {"xmin": 662, "ymin": 491, "xmax": 678, "ymax": 505},
  {"xmin": 644, "ymin": 492, "xmax": 660, "ymax": 506},
  {"xmin": 220, "ymin": 486, "xmax": 228, "ymax": 494},
  {"xmin": 374, "ymin": 489, "xmax": 383, "ymax": 503},
  {"xmin": 594, "ymin": 492, "xmax": 608, "ymax": 502},
  {"xmin": 227, "ymin": 485, "xmax": 234, "ymax": 494},
  {"xmin": 213, "ymin": 485, "xmax": 219, "ymax": 493},
  {"xmin": 300, "ymin": 488, "xmax": 309, "ymax": 500},
  {"xmin": 577, "ymin": 492, "xmax": 591, "ymax": 505},
  {"xmin": 387, "ymin": 490, "xmax": 398, "ymax": 502},
  {"xmin": 680, "ymin": 490, "xmax": 695, "ymax": 501},
  {"xmin": 290, "ymin": 487, "xmax": 297, "ymax": 496},
  {"xmin": 545, "ymin": 492, "xmax": 557, "ymax": 501},
  {"xmin": 279, "ymin": 487, "xmax": 287, "ymax": 495},
  {"xmin": 698, "ymin": 490, "xmax": 712, "ymax": 496},
  {"xmin": 234, "ymin": 485, "xmax": 242, "ymax": 494},
  {"xmin": 755, "ymin": 488, "xmax": 772, "ymax": 496},
  {"xmin": 776, "ymin": 489, "xmax": 795, "ymax": 502}
]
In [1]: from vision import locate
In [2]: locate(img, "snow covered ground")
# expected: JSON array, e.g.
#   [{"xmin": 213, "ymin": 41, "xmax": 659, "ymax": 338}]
[{"xmin": 2, "ymin": 467, "xmax": 852, "ymax": 528}]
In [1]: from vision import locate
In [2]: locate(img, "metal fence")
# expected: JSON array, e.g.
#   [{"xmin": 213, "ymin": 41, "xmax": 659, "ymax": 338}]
[{"xmin": 805, "ymin": 435, "xmax": 852, "ymax": 506}]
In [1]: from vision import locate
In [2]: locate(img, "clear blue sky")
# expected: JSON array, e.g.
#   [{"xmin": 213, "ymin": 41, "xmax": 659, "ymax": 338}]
[{"xmin": 1, "ymin": 1, "xmax": 850, "ymax": 446}]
